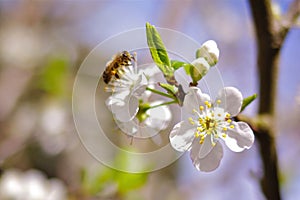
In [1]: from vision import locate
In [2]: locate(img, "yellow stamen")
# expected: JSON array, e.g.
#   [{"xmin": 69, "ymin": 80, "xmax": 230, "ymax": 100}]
[
  {"xmin": 197, "ymin": 127, "xmax": 203, "ymax": 132},
  {"xmin": 188, "ymin": 117, "xmax": 195, "ymax": 125},
  {"xmin": 222, "ymin": 133, "xmax": 227, "ymax": 138},
  {"xmin": 199, "ymin": 106, "xmax": 204, "ymax": 111},
  {"xmin": 227, "ymin": 119, "xmax": 232, "ymax": 123},
  {"xmin": 226, "ymin": 113, "xmax": 231, "ymax": 118},
  {"xmin": 199, "ymin": 139, "xmax": 204, "ymax": 144},
  {"xmin": 195, "ymin": 132, "xmax": 200, "ymax": 137},
  {"xmin": 230, "ymin": 125, "xmax": 235, "ymax": 129},
  {"xmin": 216, "ymin": 99, "xmax": 221, "ymax": 104},
  {"xmin": 211, "ymin": 141, "xmax": 216, "ymax": 146},
  {"xmin": 223, "ymin": 127, "xmax": 227, "ymax": 131},
  {"xmin": 192, "ymin": 109, "xmax": 197, "ymax": 113}
]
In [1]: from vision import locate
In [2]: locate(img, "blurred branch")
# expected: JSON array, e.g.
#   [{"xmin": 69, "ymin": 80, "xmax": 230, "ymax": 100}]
[
  {"xmin": 248, "ymin": 0, "xmax": 300, "ymax": 199},
  {"xmin": 276, "ymin": 0, "xmax": 300, "ymax": 45}
]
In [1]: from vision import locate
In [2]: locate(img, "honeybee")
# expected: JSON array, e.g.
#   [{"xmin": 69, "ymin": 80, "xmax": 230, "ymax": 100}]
[{"xmin": 102, "ymin": 51, "xmax": 135, "ymax": 84}]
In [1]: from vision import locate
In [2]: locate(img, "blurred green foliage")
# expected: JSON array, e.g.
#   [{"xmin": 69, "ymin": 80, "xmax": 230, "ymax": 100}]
[
  {"xmin": 37, "ymin": 57, "xmax": 69, "ymax": 97},
  {"xmin": 81, "ymin": 152, "xmax": 148, "ymax": 198}
]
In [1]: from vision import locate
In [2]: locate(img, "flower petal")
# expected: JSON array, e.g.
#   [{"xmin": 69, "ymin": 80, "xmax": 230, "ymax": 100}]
[
  {"xmin": 190, "ymin": 140, "xmax": 223, "ymax": 172},
  {"xmin": 183, "ymin": 87, "xmax": 211, "ymax": 114},
  {"xmin": 169, "ymin": 121, "xmax": 195, "ymax": 152},
  {"xmin": 224, "ymin": 121, "xmax": 254, "ymax": 152},
  {"xmin": 215, "ymin": 87, "xmax": 243, "ymax": 116},
  {"xmin": 105, "ymin": 90, "xmax": 130, "ymax": 110},
  {"xmin": 145, "ymin": 101, "xmax": 172, "ymax": 130},
  {"xmin": 198, "ymin": 135, "xmax": 215, "ymax": 159},
  {"xmin": 108, "ymin": 95, "xmax": 139, "ymax": 122},
  {"xmin": 117, "ymin": 120, "xmax": 138, "ymax": 136},
  {"xmin": 138, "ymin": 64, "xmax": 160, "ymax": 78}
]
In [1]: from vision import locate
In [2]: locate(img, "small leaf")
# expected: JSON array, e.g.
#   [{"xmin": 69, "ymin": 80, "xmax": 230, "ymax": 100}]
[
  {"xmin": 170, "ymin": 60, "xmax": 193, "ymax": 75},
  {"xmin": 171, "ymin": 60, "xmax": 185, "ymax": 70},
  {"xmin": 241, "ymin": 94, "xmax": 257, "ymax": 112},
  {"xmin": 159, "ymin": 82, "xmax": 178, "ymax": 96},
  {"xmin": 146, "ymin": 22, "xmax": 173, "ymax": 77}
]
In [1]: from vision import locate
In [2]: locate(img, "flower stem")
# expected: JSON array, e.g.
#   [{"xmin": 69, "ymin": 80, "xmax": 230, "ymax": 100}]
[
  {"xmin": 147, "ymin": 100, "xmax": 177, "ymax": 110},
  {"xmin": 146, "ymin": 87, "xmax": 175, "ymax": 99}
]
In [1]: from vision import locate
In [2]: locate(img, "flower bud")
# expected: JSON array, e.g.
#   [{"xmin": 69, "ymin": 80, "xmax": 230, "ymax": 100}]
[
  {"xmin": 196, "ymin": 40, "xmax": 219, "ymax": 66},
  {"xmin": 190, "ymin": 57, "xmax": 210, "ymax": 82}
]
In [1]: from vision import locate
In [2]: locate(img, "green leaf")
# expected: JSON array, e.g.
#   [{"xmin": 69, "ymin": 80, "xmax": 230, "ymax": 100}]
[
  {"xmin": 159, "ymin": 83, "xmax": 178, "ymax": 96},
  {"xmin": 170, "ymin": 60, "xmax": 193, "ymax": 76},
  {"xmin": 146, "ymin": 22, "xmax": 173, "ymax": 77},
  {"xmin": 171, "ymin": 60, "xmax": 185, "ymax": 70},
  {"xmin": 241, "ymin": 94, "xmax": 257, "ymax": 112}
]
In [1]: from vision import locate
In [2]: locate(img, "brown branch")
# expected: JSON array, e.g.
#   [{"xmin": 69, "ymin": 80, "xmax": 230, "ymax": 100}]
[
  {"xmin": 248, "ymin": 0, "xmax": 300, "ymax": 199},
  {"xmin": 276, "ymin": 0, "xmax": 300, "ymax": 45},
  {"xmin": 247, "ymin": 0, "xmax": 299, "ymax": 199}
]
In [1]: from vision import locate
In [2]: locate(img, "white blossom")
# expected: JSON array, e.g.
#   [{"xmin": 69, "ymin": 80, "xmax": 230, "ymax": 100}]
[
  {"xmin": 0, "ymin": 169, "xmax": 67, "ymax": 200},
  {"xmin": 117, "ymin": 100, "xmax": 172, "ymax": 141},
  {"xmin": 169, "ymin": 87, "xmax": 254, "ymax": 172},
  {"xmin": 105, "ymin": 62, "xmax": 159, "ymax": 122}
]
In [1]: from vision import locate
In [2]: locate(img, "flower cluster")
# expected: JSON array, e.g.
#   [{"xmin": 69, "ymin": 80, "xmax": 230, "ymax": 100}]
[
  {"xmin": 103, "ymin": 51, "xmax": 172, "ymax": 139},
  {"xmin": 0, "ymin": 169, "xmax": 67, "ymax": 200},
  {"xmin": 102, "ymin": 25, "xmax": 255, "ymax": 172}
]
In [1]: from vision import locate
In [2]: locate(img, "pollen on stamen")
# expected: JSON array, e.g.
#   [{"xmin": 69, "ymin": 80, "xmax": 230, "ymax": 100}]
[
  {"xmin": 223, "ymin": 127, "xmax": 227, "ymax": 131},
  {"xmin": 199, "ymin": 106, "xmax": 204, "ymax": 111},
  {"xmin": 216, "ymin": 99, "xmax": 221, "ymax": 104},
  {"xmin": 199, "ymin": 139, "xmax": 204, "ymax": 144},
  {"xmin": 197, "ymin": 127, "xmax": 203, "ymax": 132},
  {"xmin": 222, "ymin": 133, "xmax": 227, "ymax": 138},
  {"xmin": 226, "ymin": 113, "xmax": 231, "ymax": 118},
  {"xmin": 230, "ymin": 125, "xmax": 235, "ymax": 129},
  {"xmin": 104, "ymin": 86, "xmax": 115, "ymax": 92},
  {"xmin": 227, "ymin": 119, "xmax": 232, "ymax": 123},
  {"xmin": 188, "ymin": 117, "xmax": 195, "ymax": 125},
  {"xmin": 195, "ymin": 132, "xmax": 200, "ymax": 137}
]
